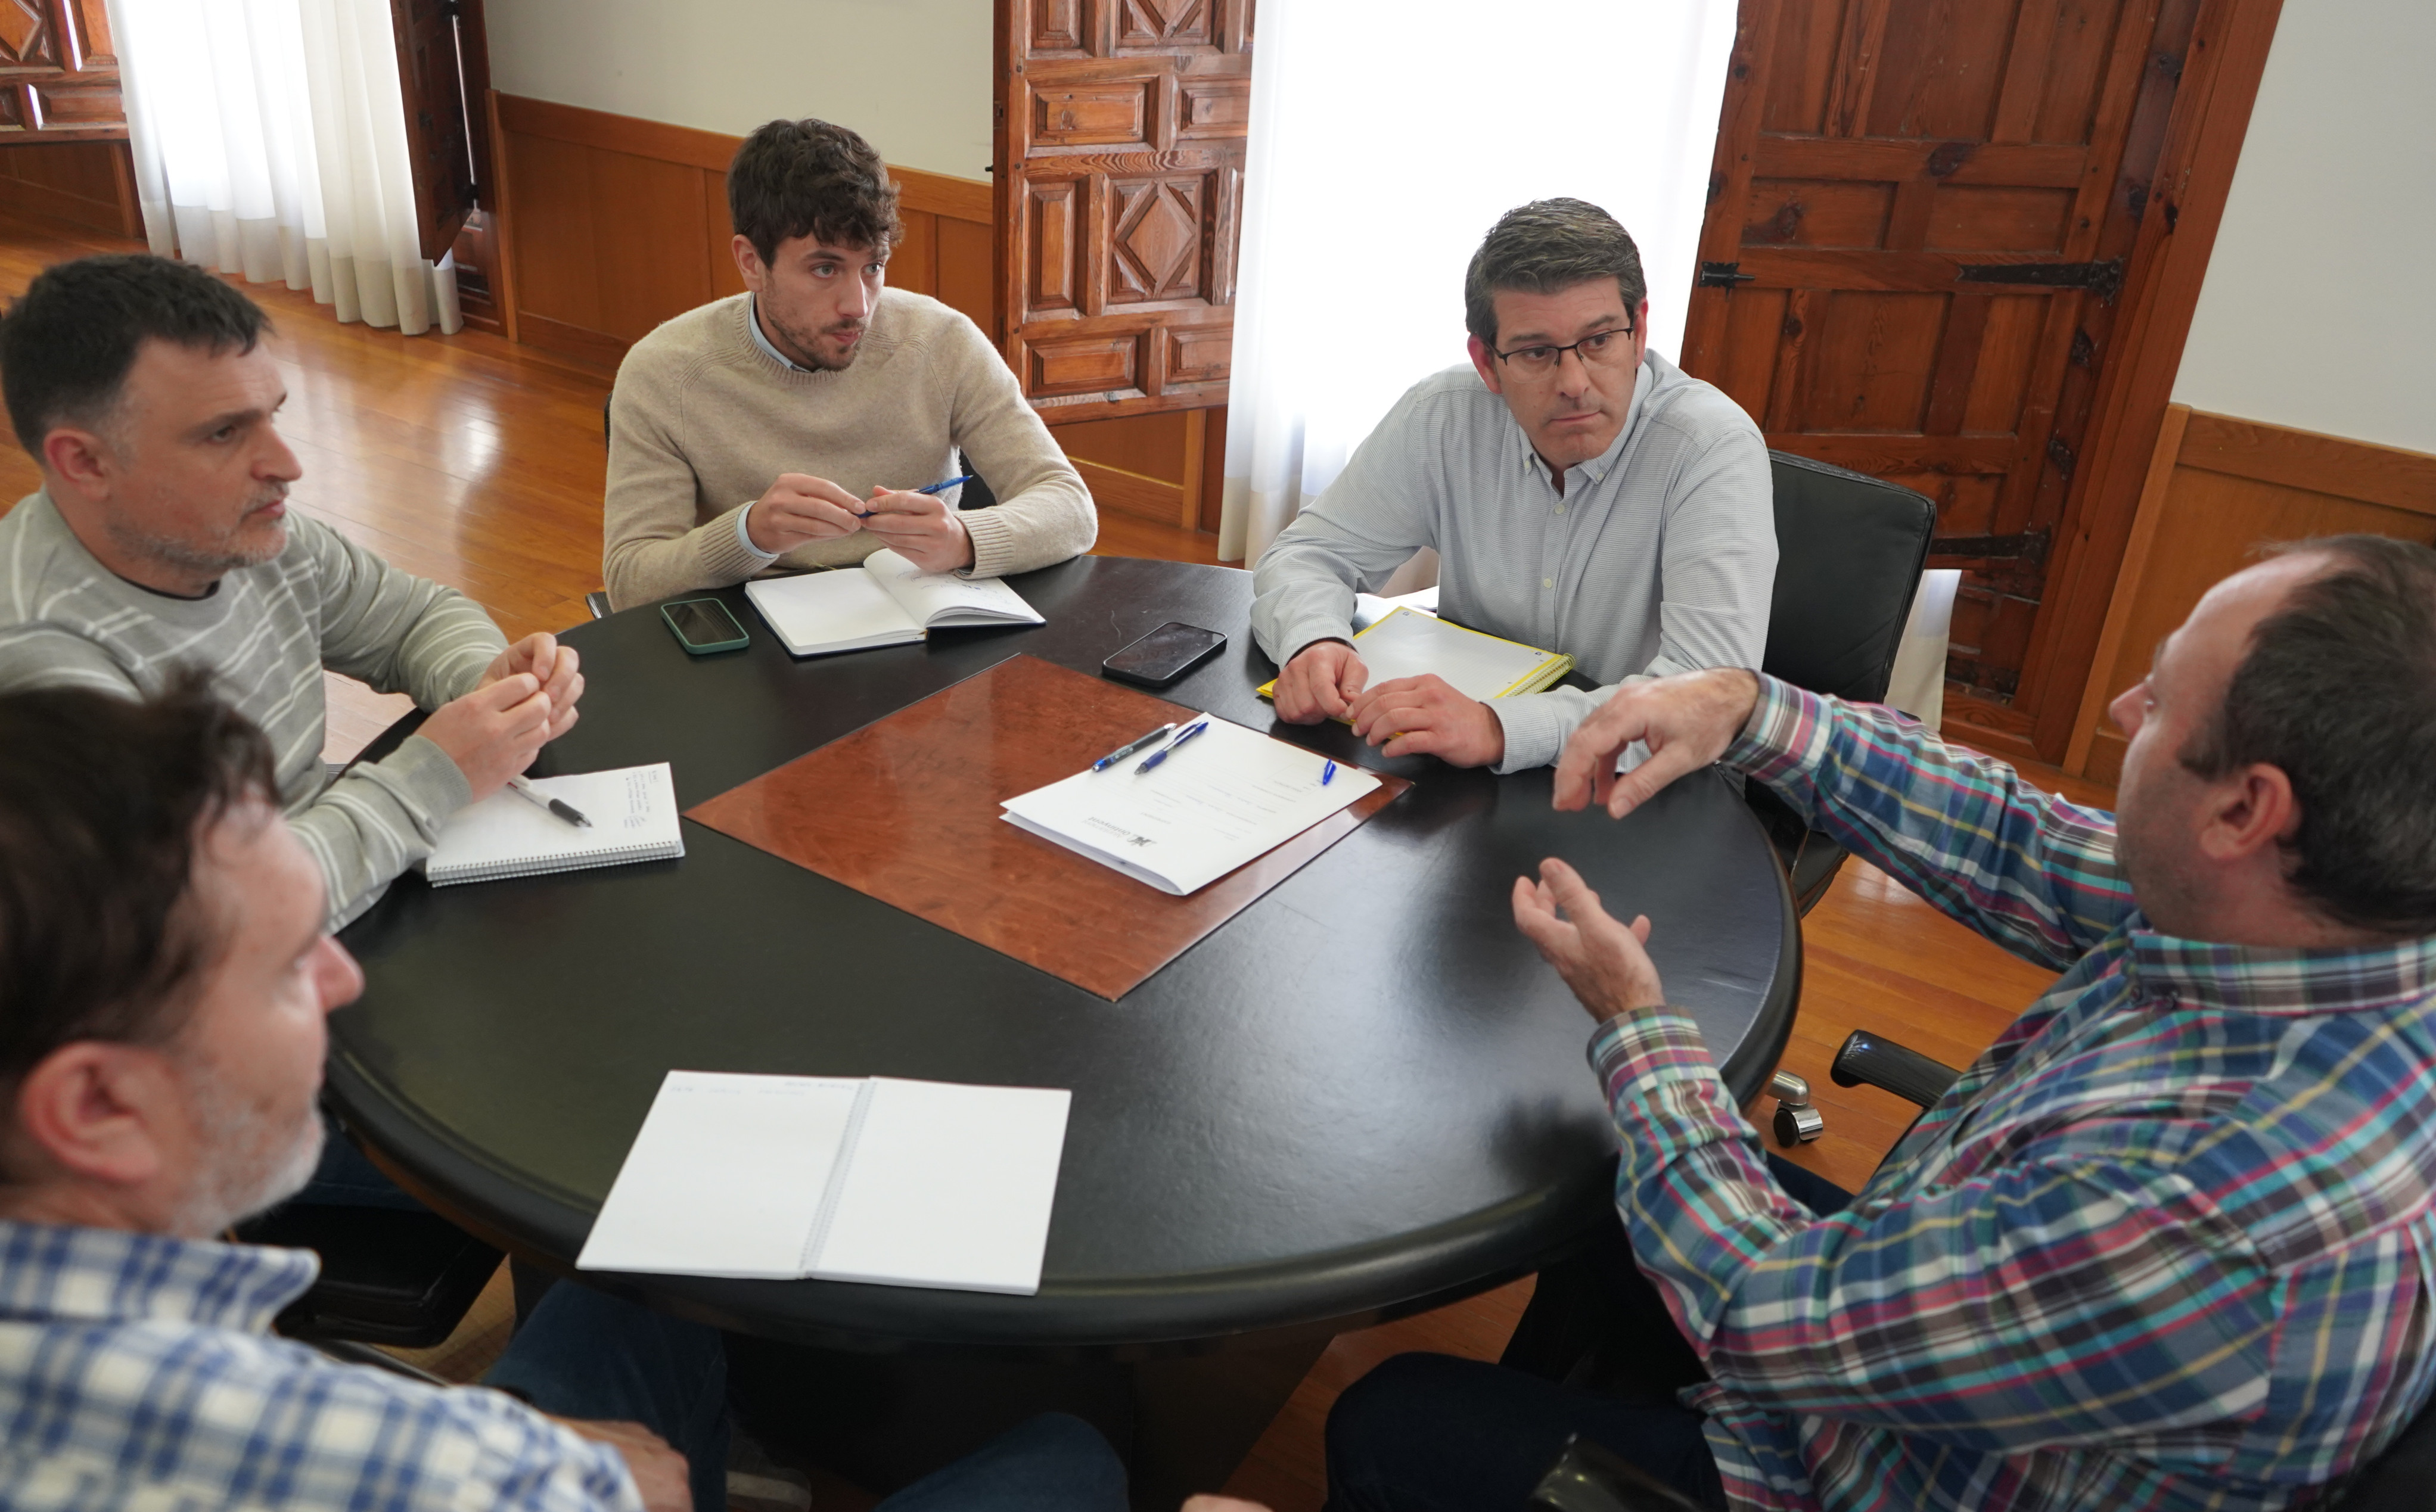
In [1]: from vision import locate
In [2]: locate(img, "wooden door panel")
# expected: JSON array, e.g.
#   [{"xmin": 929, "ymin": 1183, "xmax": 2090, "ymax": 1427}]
[
  {"xmin": 392, "ymin": 0, "xmax": 478, "ymax": 261},
  {"xmin": 0, "ymin": 0, "xmax": 122, "ymax": 140},
  {"xmin": 1685, "ymin": 0, "xmax": 2178, "ymax": 715},
  {"xmin": 998, "ymin": 0, "xmax": 1250, "ymax": 421}
]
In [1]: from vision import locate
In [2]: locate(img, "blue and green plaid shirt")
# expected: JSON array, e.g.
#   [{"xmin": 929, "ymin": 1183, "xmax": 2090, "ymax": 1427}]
[
  {"xmin": 1591, "ymin": 676, "xmax": 2436, "ymax": 1511},
  {"xmin": 0, "ymin": 1219, "xmax": 639, "ymax": 1510}
]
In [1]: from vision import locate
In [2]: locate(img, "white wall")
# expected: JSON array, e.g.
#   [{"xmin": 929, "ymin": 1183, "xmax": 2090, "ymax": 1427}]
[
  {"xmin": 2170, "ymin": 0, "xmax": 2436, "ymax": 455},
  {"xmin": 486, "ymin": 0, "xmax": 993, "ymax": 181}
]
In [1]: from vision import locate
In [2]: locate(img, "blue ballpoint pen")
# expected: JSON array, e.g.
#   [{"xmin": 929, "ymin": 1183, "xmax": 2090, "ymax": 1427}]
[
  {"xmin": 1091, "ymin": 722, "xmax": 1176, "ymax": 772},
  {"xmin": 1321, "ymin": 760, "xmax": 1337, "ymax": 786},
  {"xmin": 914, "ymin": 474, "xmax": 976, "ymax": 496},
  {"xmin": 1133, "ymin": 718, "xmax": 1209, "ymax": 774}
]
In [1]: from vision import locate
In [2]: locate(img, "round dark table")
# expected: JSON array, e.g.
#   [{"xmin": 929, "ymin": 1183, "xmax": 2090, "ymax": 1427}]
[{"xmin": 330, "ymin": 555, "xmax": 1797, "ymax": 1493}]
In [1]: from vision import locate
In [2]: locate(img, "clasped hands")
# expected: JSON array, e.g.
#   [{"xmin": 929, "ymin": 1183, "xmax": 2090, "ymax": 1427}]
[
  {"xmin": 1517, "ymin": 666, "xmax": 1766, "ymax": 1025},
  {"xmin": 415, "ymin": 632, "xmax": 586, "ymax": 802},
  {"xmin": 746, "ymin": 471, "xmax": 974, "ymax": 574},
  {"xmin": 1270, "ymin": 640, "xmax": 1507, "ymax": 768}
]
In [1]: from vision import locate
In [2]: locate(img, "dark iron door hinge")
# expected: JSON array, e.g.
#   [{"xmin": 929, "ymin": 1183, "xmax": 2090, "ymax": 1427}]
[
  {"xmin": 1928, "ymin": 528, "xmax": 2050, "ymax": 568},
  {"xmin": 1956, "ymin": 259, "xmax": 2126, "ymax": 303},
  {"xmin": 1697, "ymin": 260, "xmax": 1756, "ymax": 288}
]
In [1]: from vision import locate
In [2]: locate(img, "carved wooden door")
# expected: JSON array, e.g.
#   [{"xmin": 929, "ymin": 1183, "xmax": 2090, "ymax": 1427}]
[
  {"xmin": 994, "ymin": 0, "xmax": 1251, "ymax": 422},
  {"xmin": 0, "ymin": 0, "xmax": 123, "ymax": 139},
  {"xmin": 390, "ymin": 0, "xmax": 480, "ymax": 262},
  {"xmin": 1682, "ymin": 0, "xmax": 2199, "ymax": 738}
]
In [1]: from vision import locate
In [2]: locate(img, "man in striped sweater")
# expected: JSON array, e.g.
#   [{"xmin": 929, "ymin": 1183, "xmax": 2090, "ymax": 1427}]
[{"xmin": 0, "ymin": 254, "xmax": 583, "ymax": 929}]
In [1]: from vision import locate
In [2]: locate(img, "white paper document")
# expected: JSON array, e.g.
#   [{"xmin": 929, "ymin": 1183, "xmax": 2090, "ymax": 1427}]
[
  {"xmin": 577, "ymin": 1071, "xmax": 1072, "ymax": 1294},
  {"xmin": 1348, "ymin": 606, "xmax": 1571, "ymax": 702},
  {"xmin": 423, "ymin": 763, "xmax": 683, "ymax": 885},
  {"xmin": 998, "ymin": 714, "xmax": 1382, "ymax": 895},
  {"xmin": 744, "ymin": 547, "xmax": 1043, "ymax": 657}
]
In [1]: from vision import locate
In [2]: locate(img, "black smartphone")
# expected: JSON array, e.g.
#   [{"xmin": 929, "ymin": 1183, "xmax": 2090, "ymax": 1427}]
[
  {"xmin": 661, "ymin": 597, "xmax": 750, "ymax": 655},
  {"xmin": 1102, "ymin": 621, "xmax": 1227, "ymax": 687}
]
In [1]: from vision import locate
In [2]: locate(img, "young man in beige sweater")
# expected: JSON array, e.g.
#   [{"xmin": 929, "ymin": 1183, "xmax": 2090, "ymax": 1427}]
[{"xmin": 602, "ymin": 118, "xmax": 1095, "ymax": 611}]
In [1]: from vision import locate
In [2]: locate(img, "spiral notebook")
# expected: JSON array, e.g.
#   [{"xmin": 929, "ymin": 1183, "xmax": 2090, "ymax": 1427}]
[
  {"xmin": 575, "ymin": 1071, "xmax": 1071, "ymax": 1293},
  {"xmin": 423, "ymin": 763, "xmax": 684, "ymax": 885}
]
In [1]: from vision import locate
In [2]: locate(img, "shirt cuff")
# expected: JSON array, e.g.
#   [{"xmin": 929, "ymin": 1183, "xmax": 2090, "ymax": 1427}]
[
  {"xmin": 1489, "ymin": 690, "xmax": 1568, "ymax": 774},
  {"xmin": 1720, "ymin": 674, "xmax": 1829, "ymax": 789},
  {"xmin": 1587, "ymin": 1009, "xmax": 1717, "ymax": 1096},
  {"xmin": 732, "ymin": 501, "xmax": 782, "ymax": 562},
  {"xmin": 959, "ymin": 505, "xmax": 1018, "ymax": 580}
]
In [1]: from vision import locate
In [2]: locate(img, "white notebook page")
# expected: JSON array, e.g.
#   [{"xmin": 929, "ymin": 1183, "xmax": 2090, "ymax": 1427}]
[
  {"xmin": 866, "ymin": 547, "xmax": 1043, "ymax": 628},
  {"xmin": 812, "ymin": 1078, "xmax": 1072, "ymax": 1296},
  {"xmin": 424, "ymin": 764, "xmax": 682, "ymax": 882},
  {"xmin": 999, "ymin": 715, "xmax": 1381, "ymax": 895},
  {"xmin": 745, "ymin": 568, "xmax": 922, "ymax": 654},
  {"xmin": 577, "ymin": 1071, "xmax": 862, "ymax": 1278},
  {"xmin": 1354, "ymin": 606, "xmax": 1558, "ymax": 701}
]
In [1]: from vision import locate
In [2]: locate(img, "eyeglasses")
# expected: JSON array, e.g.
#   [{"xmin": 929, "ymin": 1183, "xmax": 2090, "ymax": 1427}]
[{"xmin": 1493, "ymin": 325, "xmax": 1636, "ymax": 377}]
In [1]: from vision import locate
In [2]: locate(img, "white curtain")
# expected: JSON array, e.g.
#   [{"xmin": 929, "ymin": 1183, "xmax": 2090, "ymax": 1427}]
[
  {"xmin": 113, "ymin": 0, "xmax": 461, "ymax": 335},
  {"xmin": 1217, "ymin": 0, "xmax": 1739, "ymax": 565}
]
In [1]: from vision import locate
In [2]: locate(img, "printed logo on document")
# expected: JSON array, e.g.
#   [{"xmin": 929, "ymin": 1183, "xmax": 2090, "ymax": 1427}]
[{"xmin": 1083, "ymin": 816, "xmax": 1156, "ymax": 849}]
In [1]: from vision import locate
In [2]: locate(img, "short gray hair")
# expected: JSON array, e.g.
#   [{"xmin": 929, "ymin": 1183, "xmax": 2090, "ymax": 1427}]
[{"xmin": 1463, "ymin": 199, "xmax": 1646, "ymax": 349}]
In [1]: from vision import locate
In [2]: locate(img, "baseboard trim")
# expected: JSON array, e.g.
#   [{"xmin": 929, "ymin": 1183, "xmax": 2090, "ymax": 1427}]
[
  {"xmin": 1074, "ymin": 458, "xmax": 1184, "ymax": 524},
  {"xmin": 514, "ymin": 312, "xmax": 626, "ymax": 371}
]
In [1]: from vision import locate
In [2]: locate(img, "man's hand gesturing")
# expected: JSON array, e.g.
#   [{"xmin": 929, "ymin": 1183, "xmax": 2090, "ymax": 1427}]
[
  {"xmin": 1272, "ymin": 640, "xmax": 1366, "ymax": 723},
  {"xmin": 1552, "ymin": 667, "xmax": 1762, "ymax": 818},
  {"xmin": 1511, "ymin": 857, "xmax": 1667, "ymax": 1023}
]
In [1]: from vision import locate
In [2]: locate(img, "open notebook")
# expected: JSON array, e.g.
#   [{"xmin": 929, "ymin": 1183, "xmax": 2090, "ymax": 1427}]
[
  {"xmin": 744, "ymin": 547, "xmax": 1044, "ymax": 657},
  {"xmin": 1259, "ymin": 606, "xmax": 1573, "ymax": 708},
  {"xmin": 423, "ymin": 763, "xmax": 683, "ymax": 885},
  {"xmin": 576, "ymin": 1071, "xmax": 1071, "ymax": 1293}
]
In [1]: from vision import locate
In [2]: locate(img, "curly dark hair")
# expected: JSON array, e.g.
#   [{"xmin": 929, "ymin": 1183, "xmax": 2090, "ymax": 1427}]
[
  {"xmin": 0, "ymin": 670, "xmax": 278, "ymax": 1103},
  {"xmin": 728, "ymin": 118, "xmax": 903, "ymax": 267}
]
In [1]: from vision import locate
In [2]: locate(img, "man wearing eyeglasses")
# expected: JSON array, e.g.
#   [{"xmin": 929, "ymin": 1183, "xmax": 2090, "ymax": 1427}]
[{"xmin": 1250, "ymin": 199, "xmax": 1775, "ymax": 773}]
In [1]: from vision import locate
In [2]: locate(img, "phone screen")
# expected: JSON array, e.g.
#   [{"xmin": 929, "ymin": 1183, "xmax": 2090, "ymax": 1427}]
[
  {"xmin": 666, "ymin": 599, "xmax": 745, "ymax": 648},
  {"xmin": 1105, "ymin": 622, "xmax": 1226, "ymax": 683}
]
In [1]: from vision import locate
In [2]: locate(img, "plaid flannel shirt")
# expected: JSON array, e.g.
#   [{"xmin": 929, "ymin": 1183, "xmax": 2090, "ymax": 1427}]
[
  {"xmin": 1590, "ymin": 676, "xmax": 2436, "ymax": 1511},
  {"xmin": 0, "ymin": 1219, "xmax": 641, "ymax": 1510}
]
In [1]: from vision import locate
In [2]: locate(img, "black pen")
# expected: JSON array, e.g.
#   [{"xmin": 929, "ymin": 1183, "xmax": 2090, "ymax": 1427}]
[
  {"xmin": 1091, "ymin": 722, "xmax": 1176, "ymax": 772},
  {"xmin": 1134, "ymin": 719, "xmax": 1210, "ymax": 774},
  {"xmin": 508, "ymin": 776, "xmax": 592, "ymax": 828}
]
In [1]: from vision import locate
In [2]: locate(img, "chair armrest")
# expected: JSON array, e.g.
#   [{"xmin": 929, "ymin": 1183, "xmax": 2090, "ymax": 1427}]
[{"xmin": 1831, "ymin": 1030, "xmax": 1961, "ymax": 1110}]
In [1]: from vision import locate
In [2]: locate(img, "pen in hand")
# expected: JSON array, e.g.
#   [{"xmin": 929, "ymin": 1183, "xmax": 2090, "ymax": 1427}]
[
  {"xmin": 856, "ymin": 475, "xmax": 975, "ymax": 518},
  {"xmin": 508, "ymin": 776, "xmax": 592, "ymax": 828},
  {"xmin": 1092, "ymin": 722, "xmax": 1177, "ymax": 772},
  {"xmin": 1134, "ymin": 719, "xmax": 1210, "ymax": 774}
]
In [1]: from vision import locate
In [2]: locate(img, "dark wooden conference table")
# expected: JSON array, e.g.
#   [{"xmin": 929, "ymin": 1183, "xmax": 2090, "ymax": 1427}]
[{"xmin": 331, "ymin": 553, "xmax": 1799, "ymax": 1500}]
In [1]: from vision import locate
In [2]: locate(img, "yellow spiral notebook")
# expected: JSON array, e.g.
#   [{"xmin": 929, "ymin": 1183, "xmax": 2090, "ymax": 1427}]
[{"xmin": 1257, "ymin": 606, "xmax": 1574, "ymax": 708}]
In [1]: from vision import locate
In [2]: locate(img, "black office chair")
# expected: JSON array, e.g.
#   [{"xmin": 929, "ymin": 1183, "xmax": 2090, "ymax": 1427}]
[
  {"xmin": 234, "ymin": 1203, "xmax": 502, "ymax": 1349},
  {"xmin": 1748, "ymin": 452, "xmax": 1938, "ymax": 914}
]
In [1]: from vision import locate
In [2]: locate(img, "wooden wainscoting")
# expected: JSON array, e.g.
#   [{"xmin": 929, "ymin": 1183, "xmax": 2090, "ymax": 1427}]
[
  {"xmin": 0, "ymin": 139, "xmax": 136, "ymax": 238},
  {"xmin": 2063, "ymin": 405, "xmax": 2436, "ymax": 784},
  {"xmin": 485, "ymin": 92, "xmax": 995, "ymax": 366}
]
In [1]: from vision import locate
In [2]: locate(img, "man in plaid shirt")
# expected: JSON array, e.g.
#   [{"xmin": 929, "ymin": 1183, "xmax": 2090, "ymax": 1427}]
[
  {"xmin": 0, "ymin": 677, "xmax": 1134, "ymax": 1511},
  {"xmin": 1328, "ymin": 535, "xmax": 2436, "ymax": 1510}
]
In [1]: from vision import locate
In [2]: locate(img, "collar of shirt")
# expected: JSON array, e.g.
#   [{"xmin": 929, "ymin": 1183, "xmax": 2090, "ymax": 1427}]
[
  {"xmin": 747, "ymin": 295, "xmax": 811, "ymax": 373},
  {"xmin": 1520, "ymin": 354, "xmax": 1648, "ymax": 490},
  {"xmin": 2122, "ymin": 920, "xmax": 2436, "ymax": 1018},
  {"xmin": 0, "ymin": 1217, "xmax": 317, "ymax": 1333}
]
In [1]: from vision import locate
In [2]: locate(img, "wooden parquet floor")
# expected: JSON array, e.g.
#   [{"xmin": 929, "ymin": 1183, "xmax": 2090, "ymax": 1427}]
[{"xmin": 0, "ymin": 210, "xmax": 2115, "ymax": 1511}]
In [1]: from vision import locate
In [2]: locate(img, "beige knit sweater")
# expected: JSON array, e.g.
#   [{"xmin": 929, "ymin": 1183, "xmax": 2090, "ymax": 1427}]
[{"xmin": 602, "ymin": 290, "xmax": 1096, "ymax": 609}]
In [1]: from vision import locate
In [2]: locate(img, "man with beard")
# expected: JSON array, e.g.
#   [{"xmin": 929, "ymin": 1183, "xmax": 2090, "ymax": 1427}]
[
  {"xmin": 1328, "ymin": 536, "xmax": 2436, "ymax": 1510},
  {"xmin": 0, "ymin": 677, "xmax": 1145, "ymax": 1510},
  {"xmin": 0, "ymin": 253, "xmax": 585, "ymax": 931},
  {"xmin": 599, "ymin": 117, "xmax": 1094, "ymax": 611}
]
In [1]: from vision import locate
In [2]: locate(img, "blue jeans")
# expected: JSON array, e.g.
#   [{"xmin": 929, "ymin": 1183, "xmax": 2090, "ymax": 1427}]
[
  {"xmin": 1325, "ymin": 1154, "xmax": 1853, "ymax": 1512},
  {"xmin": 875, "ymin": 1412, "xmax": 1129, "ymax": 1512},
  {"xmin": 294, "ymin": 1113, "xmax": 428, "ymax": 1211},
  {"xmin": 485, "ymin": 1281, "xmax": 733, "ymax": 1512}
]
